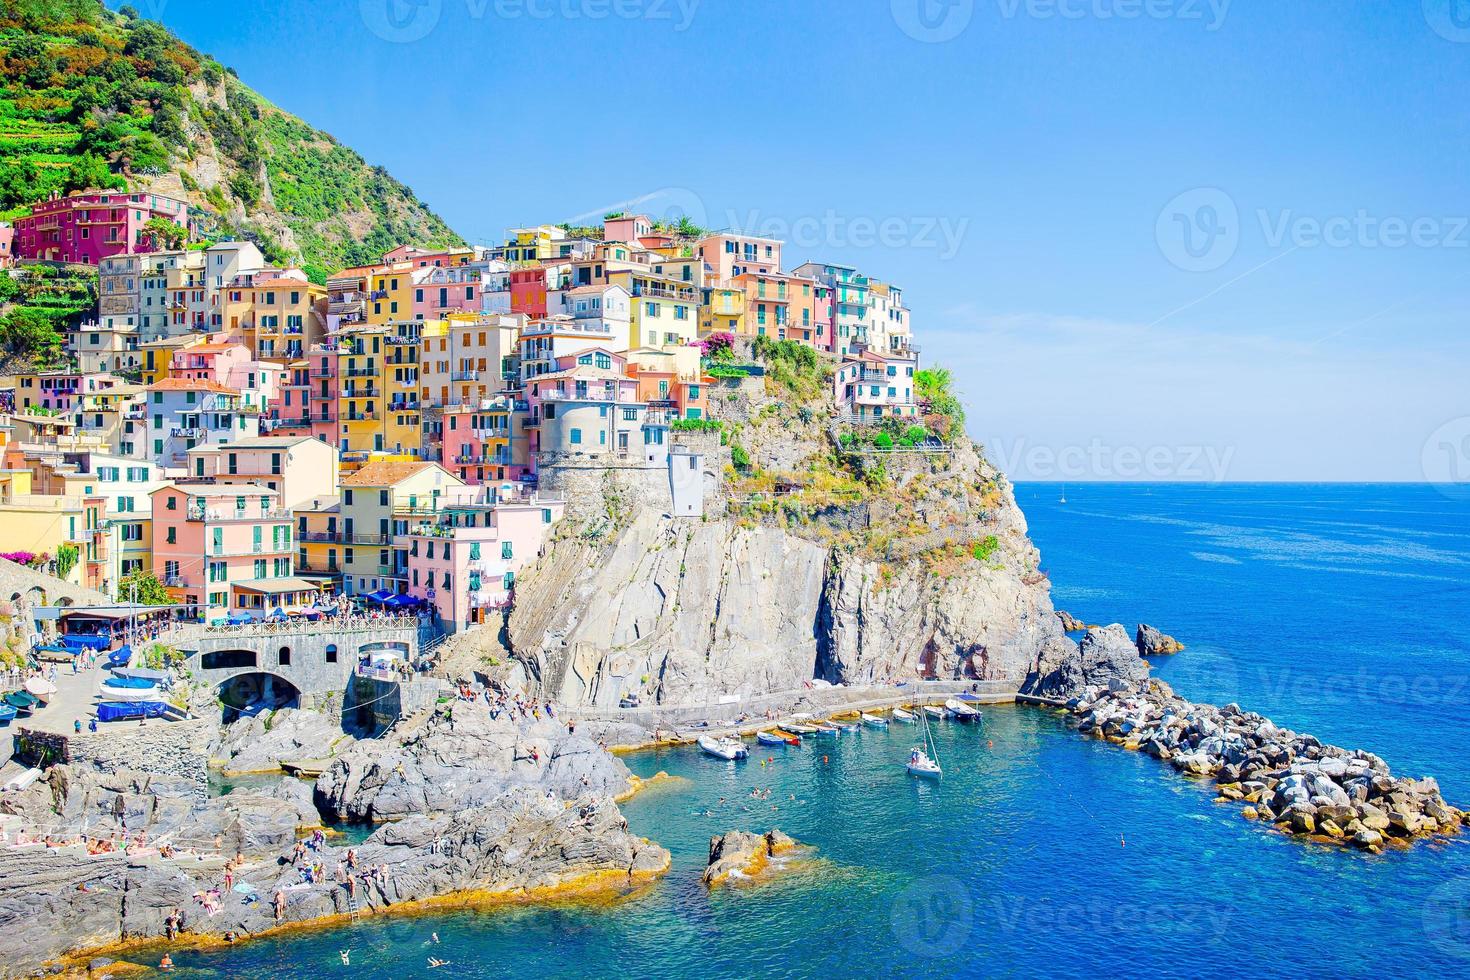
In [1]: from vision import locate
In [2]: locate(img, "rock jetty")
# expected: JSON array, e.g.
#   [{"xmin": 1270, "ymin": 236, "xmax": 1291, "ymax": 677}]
[
  {"xmin": 1135, "ymin": 623, "xmax": 1184, "ymax": 656},
  {"xmin": 702, "ymin": 828, "xmax": 802, "ymax": 886},
  {"xmin": 1024, "ymin": 623, "xmax": 1461, "ymax": 852}
]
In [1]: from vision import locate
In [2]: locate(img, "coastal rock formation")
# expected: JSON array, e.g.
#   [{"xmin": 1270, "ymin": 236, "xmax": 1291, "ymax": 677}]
[
  {"xmin": 1063, "ymin": 682, "xmax": 1463, "ymax": 851},
  {"xmin": 1136, "ymin": 624, "xmax": 1185, "ymax": 656},
  {"xmin": 702, "ymin": 828, "xmax": 801, "ymax": 886},
  {"xmin": 509, "ymin": 425, "xmax": 1064, "ymax": 708},
  {"xmin": 1056, "ymin": 610, "xmax": 1092, "ymax": 632},
  {"xmin": 316, "ymin": 700, "xmax": 633, "ymax": 823},
  {"xmin": 0, "ymin": 786, "xmax": 667, "ymax": 975},
  {"xmin": 214, "ymin": 708, "xmax": 357, "ymax": 775},
  {"xmin": 1022, "ymin": 624, "xmax": 1147, "ymax": 699}
]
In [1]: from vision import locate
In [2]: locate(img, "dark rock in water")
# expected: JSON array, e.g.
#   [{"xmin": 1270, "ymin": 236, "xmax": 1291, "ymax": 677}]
[
  {"xmin": 1136, "ymin": 623, "xmax": 1185, "ymax": 656},
  {"xmin": 1022, "ymin": 624, "xmax": 1149, "ymax": 699}
]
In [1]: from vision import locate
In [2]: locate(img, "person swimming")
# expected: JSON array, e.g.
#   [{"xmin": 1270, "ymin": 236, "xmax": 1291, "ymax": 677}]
[
  {"xmin": 340, "ymin": 950, "xmax": 350, "ymax": 966},
  {"xmin": 428, "ymin": 957, "xmax": 450, "ymax": 968}
]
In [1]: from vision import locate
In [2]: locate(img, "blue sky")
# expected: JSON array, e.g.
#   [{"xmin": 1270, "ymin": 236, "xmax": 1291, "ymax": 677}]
[{"xmin": 132, "ymin": 0, "xmax": 1470, "ymax": 481}]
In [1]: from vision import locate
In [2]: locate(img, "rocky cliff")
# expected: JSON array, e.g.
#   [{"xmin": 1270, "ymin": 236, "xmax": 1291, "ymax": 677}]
[{"xmin": 507, "ymin": 390, "xmax": 1072, "ymax": 709}]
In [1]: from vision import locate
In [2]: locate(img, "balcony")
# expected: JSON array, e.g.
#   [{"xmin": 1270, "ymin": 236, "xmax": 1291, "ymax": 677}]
[
  {"xmin": 170, "ymin": 426, "xmax": 203, "ymax": 439},
  {"xmin": 341, "ymin": 387, "xmax": 381, "ymax": 399},
  {"xmin": 186, "ymin": 505, "xmax": 291, "ymax": 522},
  {"xmin": 539, "ymin": 387, "xmax": 626, "ymax": 403},
  {"xmin": 451, "ymin": 370, "xmax": 480, "ymax": 382},
  {"xmin": 342, "ymin": 411, "xmax": 379, "ymax": 422},
  {"xmin": 344, "ymin": 366, "xmax": 379, "ymax": 378}
]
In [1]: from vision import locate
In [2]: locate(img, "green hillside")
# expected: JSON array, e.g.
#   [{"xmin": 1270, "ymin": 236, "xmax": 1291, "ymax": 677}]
[{"xmin": 0, "ymin": 0, "xmax": 464, "ymax": 280}]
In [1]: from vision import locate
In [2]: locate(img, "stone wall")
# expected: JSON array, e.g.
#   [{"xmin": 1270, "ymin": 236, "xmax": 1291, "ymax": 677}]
[{"xmin": 54, "ymin": 717, "xmax": 213, "ymax": 801}]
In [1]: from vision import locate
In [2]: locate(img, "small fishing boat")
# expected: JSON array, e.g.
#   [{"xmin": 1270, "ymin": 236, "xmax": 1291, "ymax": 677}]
[
  {"xmin": 944, "ymin": 698, "xmax": 980, "ymax": 722},
  {"xmin": 100, "ymin": 677, "xmax": 163, "ymax": 703},
  {"xmin": 810, "ymin": 722, "xmax": 840, "ymax": 736},
  {"xmin": 861, "ymin": 712, "xmax": 888, "ymax": 728},
  {"xmin": 832, "ymin": 719, "xmax": 860, "ymax": 732},
  {"xmin": 906, "ymin": 746, "xmax": 942, "ymax": 779},
  {"xmin": 923, "ymin": 705, "xmax": 946, "ymax": 719},
  {"xmin": 756, "ymin": 730, "xmax": 789, "ymax": 747},
  {"xmin": 698, "ymin": 735, "xmax": 748, "ymax": 761},
  {"xmin": 772, "ymin": 728, "xmax": 801, "ymax": 745},
  {"xmin": 3, "ymin": 691, "xmax": 38, "ymax": 716},
  {"xmin": 892, "ymin": 707, "xmax": 917, "ymax": 723},
  {"xmin": 784, "ymin": 723, "xmax": 819, "ymax": 735},
  {"xmin": 0, "ymin": 702, "xmax": 16, "ymax": 725}
]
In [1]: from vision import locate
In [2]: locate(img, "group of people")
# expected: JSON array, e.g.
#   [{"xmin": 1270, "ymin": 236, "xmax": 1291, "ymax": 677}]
[{"xmin": 469, "ymin": 686, "xmax": 558, "ymax": 725}]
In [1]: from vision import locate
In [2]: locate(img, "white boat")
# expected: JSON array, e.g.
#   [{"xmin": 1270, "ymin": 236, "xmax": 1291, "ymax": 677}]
[
  {"xmin": 892, "ymin": 708, "xmax": 917, "ymax": 723},
  {"xmin": 944, "ymin": 698, "xmax": 980, "ymax": 722},
  {"xmin": 811, "ymin": 722, "xmax": 841, "ymax": 735},
  {"xmin": 923, "ymin": 705, "xmax": 946, "ymax": 719},
  {"xmin": 906, "ymin": 747, "xmax": 942, "ymax": 779},
  {"xmin": 698, "ymin": 735, "xmax": 748, "ymax": 761},
  {"xmin": 784, "ymin": 723, "xmax": 819, "ymax": 735},
  {"xmin": 861, "ymin": 712, "xmax": 888, "ymax": 727},
  {"xmin": 99, "ymin": 680, "xmax": 162, "ymax": 703}
]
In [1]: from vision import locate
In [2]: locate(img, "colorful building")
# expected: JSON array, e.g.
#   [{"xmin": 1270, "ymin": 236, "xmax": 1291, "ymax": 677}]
[{"xmin": 14, "ymin": 189, "xmax": 188, "ymax": 265}]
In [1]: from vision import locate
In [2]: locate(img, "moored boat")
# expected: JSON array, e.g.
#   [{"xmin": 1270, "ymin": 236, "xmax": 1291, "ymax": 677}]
[
  {"xmin": 100, "ymin": 677, "xmax": 163, "ymax": 703},
  {"xmin": 771, "ymin": 728, "xmax": 801, "ymax": 745},
  {"xmin": 756, "ymin": 730, "xmax": 789, "ymax": 746},
  {"xmin": 3, "ymin": 691, "xmax": 38, "ymax": 716},
  {"xmin": 892, "ymin": 708, "xmax": 917, "ymax": 723},
  {"xmin": 944, "ymin": 698, "xmax": 980, "ymax": 722},
  {"xmin": 0, "ymin": 702, "xmax": 16, "ymax": 724},
  {"xmin": 906, "ymin": 746, "xmax": 942, "ymax": 779},
  {"xmin": 861, "ymin": 712, "xmax": 889, "ymax": 727},
  {"xmin": 698, "ymin": 735, "xmax": 748, "ymax": 760},
  {"xmin": 784, "ymin": 723, "xmax": 819, "ymax": 735},
  {"xmin": 923, "ymin": 705, "xmax": 946, "ymax": 719}
]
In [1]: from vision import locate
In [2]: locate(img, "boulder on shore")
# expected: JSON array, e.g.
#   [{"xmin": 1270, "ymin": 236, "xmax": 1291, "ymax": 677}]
[
  {"xmin": 1056, "ymin": 610, "xmax": 1092, "ymax": 633},
  {"xmin": 702, "ymin": 828, "xmax": 801, "ymax": 886},
  {"xmin": 1022, "ymin": 624, "xmax": 1150, "ymax": 699},
  {"xmin": 1135, "ymin": 624, "xmax": 1185, "ymax": 656}
]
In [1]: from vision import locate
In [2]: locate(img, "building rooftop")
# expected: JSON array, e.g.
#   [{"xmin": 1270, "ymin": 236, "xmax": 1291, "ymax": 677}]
[{"xmin": 339, "ymin": 460, "xmax": 437, "ymax": 487}]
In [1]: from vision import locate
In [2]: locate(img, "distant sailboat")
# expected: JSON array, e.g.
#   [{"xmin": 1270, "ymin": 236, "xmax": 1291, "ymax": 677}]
[{"xmin": 1059, "ymin": 483, "xmax": 1067, "ymax": 504}]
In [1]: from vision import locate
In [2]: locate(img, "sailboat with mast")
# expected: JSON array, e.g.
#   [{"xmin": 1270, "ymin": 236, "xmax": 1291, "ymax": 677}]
[{"xmin": 906, "ymin": 699, "xmax": 943, "ymax": 779}]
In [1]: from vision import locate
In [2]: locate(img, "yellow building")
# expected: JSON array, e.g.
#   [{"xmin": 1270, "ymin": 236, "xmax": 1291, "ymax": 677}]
[
  {"xmin": 140, "ymin": 334, "xmax": 207, "ymax": 386},
  {"xmin": 366, "ymin": 263, "xmax": 415, "ymax": 324},
  {"xmin": 292, "ymin": 493, "xmax": 343, "ymax": 583},
  {"xmin": 503, "ymin": 226, "xmax": 567, "ymax": 264},
  {"xmin": 226, "ymin": 272, "xmax": 328, "ymax": 363},
  {"xmin": 383, "ymin": 319, "xmax": 424, "ymax": 456},
  {"xmin": 700, "ymin": 287, "xmax": 746, "ymax": 336},
  {"xmin": 0, "ymin": 469, "xmax": 107, "ymax": 589},
  {"xmin": 334, "ymin": 324, "xmax": 387, "ymax": 455},
  {"xmin": 608, "ymin": 269, "xmax": 700, "ymax": 349},
  {"xmin": 418, "ymin": 313, "xmax": 521, "ymax": 410}
]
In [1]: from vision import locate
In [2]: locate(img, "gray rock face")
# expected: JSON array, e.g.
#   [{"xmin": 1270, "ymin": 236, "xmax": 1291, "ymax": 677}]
[
  {"xmin": 215, "ymin": 708, "xmax": 356, "ymax": 774},
  {"xmin": 702, "ymin": 828, "xmax": 799, "ymax": 886},
  {"xmin": 1022, "ymin": 624, "xmax": 1149, "ymax": 699},
  {"xmin": 509, "ymin": 436, "xmax": 1061, "ymax": 708},
  {"xmin": 1136, "ymin": 623, "xmax": 1185, "ymax": 656},
  {"xmin": 316, "ymin": 701, "xmax": 634, "ymax": 823},
  {"xmin": 0, "ymin": 787, "xmax": 666, "ymax": 975}
]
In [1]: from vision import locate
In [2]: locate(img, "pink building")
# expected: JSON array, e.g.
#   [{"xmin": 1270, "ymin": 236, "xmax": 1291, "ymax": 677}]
[
  {"xmin": 405, "ymin": 496, "xmax": 563, "ymax": 633},
  {"xmin": 603, "ymin": 213, "xmax": 654, "ymax": 245},
  {"xmin": 150, "ymin": 482, "xmax": 294, "ymax": 622},
  {"xmin": 413, "ymin": 264, "xmax": 483, "ymax": 319},
  {"xmin": 168, "ymin": 341, "xmax": 253, "ymax": 384},
  {"xmin": 832, "ymin": 348, "xmax": 921, "ymax": 423},
  {"xmin": 14, "ymin": 189, "xmax": 188, "ymax": 265},
  {"xmin": 0, "ymin": 222, "xmax": 13, "ymax": 268},
  {"xmin": 696, "ymin": 233, "xmax": 783, "ymax": 285}
]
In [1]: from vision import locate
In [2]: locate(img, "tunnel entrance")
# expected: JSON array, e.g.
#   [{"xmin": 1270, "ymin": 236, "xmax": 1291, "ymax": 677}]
[{"xmin": 217, "ymin": 671, "xmax": 301, "ymax": 722}]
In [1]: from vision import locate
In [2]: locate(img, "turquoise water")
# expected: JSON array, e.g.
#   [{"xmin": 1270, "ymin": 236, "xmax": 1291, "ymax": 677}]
[{"xmin": 158, "ymin": 485, "xmax": 1470, "ymax": 977}]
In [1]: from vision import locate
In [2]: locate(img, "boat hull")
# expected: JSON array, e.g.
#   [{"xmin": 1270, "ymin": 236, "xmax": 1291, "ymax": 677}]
[
  {"xmin": 907, "ymin": 763, "xmax": 943, "ymax": 779},
  {"xmin": 99, "ymin": 682, "xmax": 163, "ymax": 703}
]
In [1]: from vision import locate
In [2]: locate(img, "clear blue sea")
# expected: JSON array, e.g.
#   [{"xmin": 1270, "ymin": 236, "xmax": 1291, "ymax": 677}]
[{"xmin": 160, "ymin": 484, "xmax": 1470, "ymax": 978}]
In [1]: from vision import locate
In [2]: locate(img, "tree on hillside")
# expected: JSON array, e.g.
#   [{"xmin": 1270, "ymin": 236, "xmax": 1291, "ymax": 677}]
[
  {"xmin": 0, "ymin": 307, "xmax": 62, "ymax": 364},
  {"xmin": 915, "ymin": 368, "xmax": 965, "ymax": 424},
  {"xmin": 117, "ymin": 569, "xmax": 173, "ymax": 605},
  {"xmin": 142, "ymin": 216, "xmax": 185, "ymax": 250}
]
